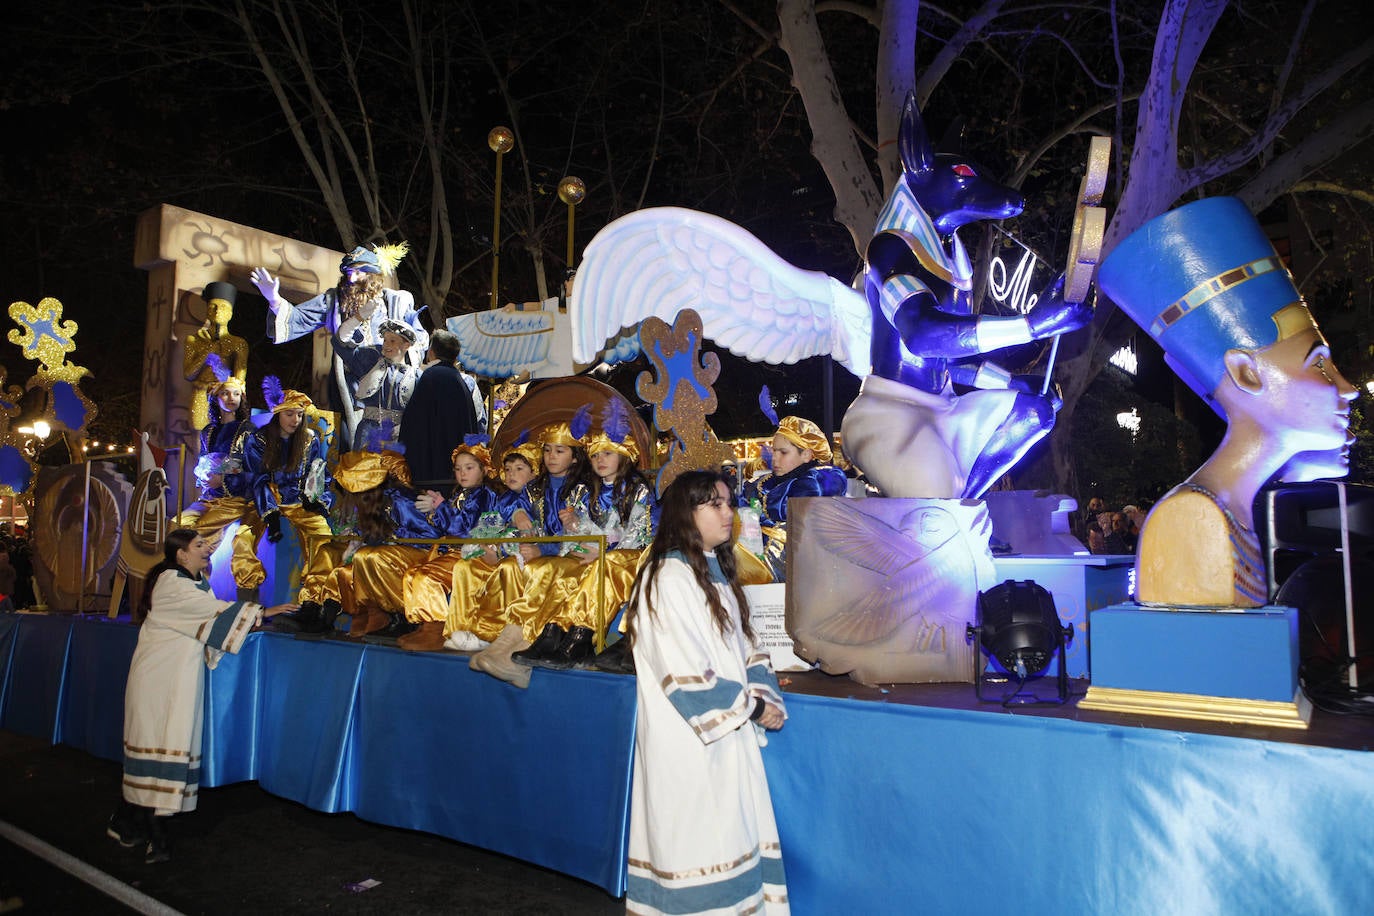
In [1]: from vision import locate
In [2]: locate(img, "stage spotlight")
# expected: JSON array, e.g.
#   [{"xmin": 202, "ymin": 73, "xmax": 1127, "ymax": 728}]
[{"xmin": 967, "ymin": 579, "xmax": 1073, "ymax": 705}]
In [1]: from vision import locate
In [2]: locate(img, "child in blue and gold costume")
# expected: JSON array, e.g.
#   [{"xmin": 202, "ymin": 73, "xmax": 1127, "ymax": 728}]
[
  {"xmin": 392, "ymin": 440, "xmax": 502, "ymax": 651},
  {"xmin": 231, "ymin": 390, "xmax": 336, "ymax": 605},
  {"xmin": 741, "ymin": 415, "xmax": 848, "ymax": 581},
  {"xmin": 319, "ymin": 448, "xmax": 434, "ymax": 637},
  {"xmin": 443, "ymin": 418, "xmax": 591, "ymax": 656},
  {"xmin": 509, "ymin": 412, "xmax": 658, "ymax": 669},
  {"xmin": 175, "ymin": 375, "xmax": 254, "ymax": 553}
]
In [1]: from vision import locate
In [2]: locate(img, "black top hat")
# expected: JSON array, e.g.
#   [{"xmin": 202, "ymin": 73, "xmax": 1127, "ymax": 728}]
[{"xmin": 202, "ymin": 281, "xmax": 238, "ymax": 305}]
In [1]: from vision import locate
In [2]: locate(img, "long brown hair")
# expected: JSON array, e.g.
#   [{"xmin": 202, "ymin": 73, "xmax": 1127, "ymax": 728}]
[
  {"xmin": 624, "ymin": 470, "xmax": 751, "ymax": 650},
  {"xmin": 262, "ymin": 413, "xmax": 310, "ymax": 472},
  {"xmin": 337, "ymin": 486, "xmax": 397, "ymax": 544},
  {"xmin": 138, "ymin": 527, "xmax": 202, "ymax": 619}
]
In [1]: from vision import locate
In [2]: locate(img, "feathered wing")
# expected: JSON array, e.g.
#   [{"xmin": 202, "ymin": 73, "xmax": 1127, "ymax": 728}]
[
  {"xmin": 800, "ymin": 500, "xmax": 965, "ymax": 647},
  {"xmin": 446, "ymin": 310, "xmax": 556, "ymax": 379},
  {"xmin": 801, "ymin": 499, "xmax": 932, "ymax": 577},
  {"xmin": 572, "ymin": 207, "xmax": 871, "ymax": 375}
]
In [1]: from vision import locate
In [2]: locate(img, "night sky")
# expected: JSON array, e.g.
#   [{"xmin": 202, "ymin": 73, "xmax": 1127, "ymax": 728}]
[{"xmin": 2, "ymin": 0, "xmax": 1370, "ymax": 495}]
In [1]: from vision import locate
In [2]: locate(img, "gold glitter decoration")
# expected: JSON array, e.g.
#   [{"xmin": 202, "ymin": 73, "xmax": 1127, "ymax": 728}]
[
  {"xmin": 487, "ymin": 126, "xmax": 515, "ymax": 154},
  {"xmin": 490, "ymin": 378, "xmax": 528, "ymax": 434},
  {"xmin": 635, "ymin": 309, "xmax": 735, "ymax": 495},
  {"xmin": 8, "ymin": 298, "xmax": 90, "ymax": 383},
  {"xmin": 1064, "ymin": 136, "xmax": 1112, "ymax": 304}
]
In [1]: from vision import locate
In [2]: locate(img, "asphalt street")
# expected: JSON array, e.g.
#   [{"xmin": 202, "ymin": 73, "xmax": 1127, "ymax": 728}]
[{"xmin": 0, "ymin": 731, "xmax": 623, "ymax": 915}]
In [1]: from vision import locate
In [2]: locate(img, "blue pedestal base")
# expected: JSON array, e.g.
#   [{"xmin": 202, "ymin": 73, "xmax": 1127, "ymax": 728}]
[{"xmin": 1081, "ymin": 602, "xmax": 1311, "ymax": 728}]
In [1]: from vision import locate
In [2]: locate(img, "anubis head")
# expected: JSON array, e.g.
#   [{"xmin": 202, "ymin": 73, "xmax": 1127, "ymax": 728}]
[{"xmin": 898, "ymin": 93, "xmax": 1024, "ymax": 234}]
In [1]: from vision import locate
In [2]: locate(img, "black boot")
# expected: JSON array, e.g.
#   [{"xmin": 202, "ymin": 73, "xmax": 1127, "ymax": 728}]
[
  {"xmin": 543, "ymin": 625, "xmax": 597, "ymax": 670},
  {"xmin": 274, "ymin": 601, "xmax": 322, "ymax": 634},
  {"xmin": 364, "ymin": 612, "xmax": 419, "ymax": 642},
  {"xmin": 106, "ymin": 800, "xmax": 146, "ymax": 848},
  {"xmin": 591, "ymin": 638, "xmax": 636, "ymax": 675},
  {"xmin": 144, "ymin": 810, "xmax": 170, "ymax": 865},
  {"xmin": 512, "ymin": 623, "xmax": 566, "ymax": 668},
  {"xmin": 319, "ymin": 599, "xmax": 343, "ymax": 634}
]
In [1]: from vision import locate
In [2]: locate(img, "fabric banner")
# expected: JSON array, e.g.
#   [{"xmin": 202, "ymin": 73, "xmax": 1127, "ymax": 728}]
[{"xmin": 763, "ymin": 693, "xmax": 1374, "ymax": 915}]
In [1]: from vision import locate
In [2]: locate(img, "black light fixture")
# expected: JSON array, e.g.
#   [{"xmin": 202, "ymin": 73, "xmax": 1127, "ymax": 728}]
[{"xmin": 967, "ymin": 579, "xmax": 1073, "ymax": 705}]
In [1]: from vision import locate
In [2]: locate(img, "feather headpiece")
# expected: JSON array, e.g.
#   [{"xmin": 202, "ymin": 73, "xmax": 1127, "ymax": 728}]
[
  {"xmin": 373, "ymin": 241, "xmax": 410, "ymax": 274},
  {"xmin": 451, "ymin": 432, "xmax": 492, "ymax": 472},
  {"xmin": 775, "ymin": 415, "xmax": 832, "ymax": 463},
  {"xmin": 335, "ymin": 448, "xmax": 413, "ymax": 492},
  {"xmin": 503, "ymin": 428, "xmax": 541, "ymax": 470},
  {"xmin": 205, "ymin": 353, "xmax": 245, "ymax": 397},
  {"xmin": 584, "ymin": 399, "xmax": 638, "ymax": 464},
  {"xmin": 271, "ymin": 389, "xmax": 313, "ymax": 415},
  {"xmin": 541, "ymin": 407, "xmax": 593, "ymax": 448},
  {"xmin": 570, "ymin": 404, "xmax": 593, "ymax": 441},
  {"xmin": 262, "ymin": 375, "xmax": 285, "ymax": 411},
  {"xmin": 758, "ymin": 385, "xmax": 779, "ymax": 427},
  {"xmin": 363, "ymin": 419, "xmax": 404, "ymax": 454},
  {"xmin": 205, "ymin": 352, "xmax": 231, "ymax": 383}
]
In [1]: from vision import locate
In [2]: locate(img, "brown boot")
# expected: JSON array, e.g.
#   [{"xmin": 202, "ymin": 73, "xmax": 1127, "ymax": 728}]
[
  {"xmin": 471, "ymin": 624, "xmax": 533, "ymax": 688},
  {"xmin": 349, "ymin": 602, "xmax": 385, "ymax": 637},
  {"xmin": 397, "ymin": 620, "xmax": 445, "ymax": 652}
]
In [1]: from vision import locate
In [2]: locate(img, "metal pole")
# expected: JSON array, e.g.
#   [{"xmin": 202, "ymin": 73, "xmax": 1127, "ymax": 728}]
[{"xmin": 488, "ymin": 128, "xmax": 514, "ymax": 308}]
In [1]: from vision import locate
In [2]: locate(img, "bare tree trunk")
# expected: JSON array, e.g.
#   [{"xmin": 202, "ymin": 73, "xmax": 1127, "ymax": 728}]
[
  {"xmin": 1046, "ymin": 0, "xmax": 1226, "ymax": 495},
  {"xmin": 776, "ymin": 0, "xmax": 885, "ymax": 253}
]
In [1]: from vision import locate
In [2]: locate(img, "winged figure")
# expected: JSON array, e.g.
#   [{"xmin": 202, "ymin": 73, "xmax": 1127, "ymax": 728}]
[{"xmin": 573, "ymin": 94, "xmax": 1094, "ymax": 499}]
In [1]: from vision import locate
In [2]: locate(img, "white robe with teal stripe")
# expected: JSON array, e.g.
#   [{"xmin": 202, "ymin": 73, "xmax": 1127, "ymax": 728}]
[
  {"xmin": 122, "ymin": 569, "xmax": 260, "ymax": 815},
  {"xmin": 628, "ymin": 553, "xmax": 789, "ymax": 915}
]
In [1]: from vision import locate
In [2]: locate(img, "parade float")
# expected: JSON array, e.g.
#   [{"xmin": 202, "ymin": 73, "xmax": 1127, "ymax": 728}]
[{"xmin": 1, "ymin": 91, "xmax": 1369, "ymax": 916}]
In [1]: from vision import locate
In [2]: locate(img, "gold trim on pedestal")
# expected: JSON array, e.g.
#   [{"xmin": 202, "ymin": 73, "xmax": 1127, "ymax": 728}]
[{"xmin": 1079, "ymin": 686, "xmax": 1311, "ymax": 730}]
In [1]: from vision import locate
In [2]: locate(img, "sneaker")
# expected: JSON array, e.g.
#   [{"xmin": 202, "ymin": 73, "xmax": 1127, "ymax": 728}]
[
  {"xmin": 144, "ymin": 812, "xmax": 170, "ymax": 864},
  {"xmin": 106, "ymin": 808, "xmax": 145, "ymax": 848},
  {"xmin": 145, "ymin": 837, "xmax": 171, "ymax": 865},
  {"xmin": 443, "ymin": 630, "xmax": 488, "ymax": 653}
]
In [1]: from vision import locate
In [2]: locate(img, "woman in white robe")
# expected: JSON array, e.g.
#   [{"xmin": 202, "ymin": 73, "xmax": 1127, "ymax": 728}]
[
  {"xmin": 108, "ymin": 528, "xmax": 296, "ymax": 864},
  {"xmin": 624, "ymin": 471, "xmax": 789, "ymax": 915}
]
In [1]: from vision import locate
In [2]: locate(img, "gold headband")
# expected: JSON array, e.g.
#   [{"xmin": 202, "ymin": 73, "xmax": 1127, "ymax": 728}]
[
  {"xmin": 503, "ymin": 442, "xmax": 543, "ymax": 470},
  {"xmin": 583, "ymin": 431, "xmax": 638, "ymax": 464},
  {"xmin": 272, "ymin": 390, "xmax": 313, "ymax": 414},
  {"xmin": 540, "ymin": 422, "xmax": 583, "ymax": 448},
  {"xmin": 775, "ymin": 415, "xmax": 831, "ymax": 463},
  {"xmin": 211, "ymin": 377, "xmax": 246, "ymax": 397},
  {"xmin": 451, "ymin": 443, "xmax": 492, "ymax": 472}
]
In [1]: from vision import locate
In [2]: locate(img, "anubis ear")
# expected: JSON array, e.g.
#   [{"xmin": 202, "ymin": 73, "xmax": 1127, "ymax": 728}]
[
  {"xmin": 1222, "ymin": 348, "xmax": 1264, "ymax": 396},
  {"xmin": 898, "ymin": 91, "xmax": 934, "ymax": 176}
]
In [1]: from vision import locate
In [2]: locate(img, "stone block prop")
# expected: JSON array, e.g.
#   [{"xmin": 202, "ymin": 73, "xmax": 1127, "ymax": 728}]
[
  {"xmin": 1079, "ymin": 603, "xmax": 1310, "ymax": 728},
  {"xmin": 982, "ymin": 489, "xmax": 1089, "ymax": 556},
  {"xmin": 786, "ymin": 496, "xmax": 998, "ymax": 685}
]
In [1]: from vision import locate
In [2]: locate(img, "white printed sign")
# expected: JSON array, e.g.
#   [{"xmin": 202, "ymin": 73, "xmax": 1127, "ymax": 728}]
[{"xmin": 744, "ymin": 583, "xmax": 813, "ymax": 672}]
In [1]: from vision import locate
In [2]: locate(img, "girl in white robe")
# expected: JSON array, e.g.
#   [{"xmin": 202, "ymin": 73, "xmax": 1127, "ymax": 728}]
[
  {"xmin": 109, "ymin": 528, "xmax": 297, "ymax": 864},
  {"xmin": 624, "ymin": 471, "xmax": 789, "ymax": 915}
]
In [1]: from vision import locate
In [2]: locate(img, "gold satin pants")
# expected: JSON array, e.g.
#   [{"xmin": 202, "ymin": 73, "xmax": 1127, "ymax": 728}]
[
  {"xmin": 348, "ymin": 544, "xmax": 428, "ymax": 616},
  {"xmin": 230, "ymin": 503, "xmax": 335, "ymax": 598},
  {"xmin": 445, "ymin": 554, "xmax": 527, "ymax": 642},
  {"xmin": 516, "ymin": 548, "xmax": 644, "ymax": 641},
  {"xmin": 404, "ymin": 550, "xmax": 499, "ymax": 625},
  {"xmin": 175, "ymin": 497, "xmax": 257, "ymax": 557}
]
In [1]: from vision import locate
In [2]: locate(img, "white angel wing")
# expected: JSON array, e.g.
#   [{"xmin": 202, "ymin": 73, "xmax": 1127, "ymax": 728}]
[
  {"xmin": 572, "ymin": 207, "xmax": 871, "ymax": 375},
  {"xmin": 447, "ymin": 309, "xmax": 558, "ymax": 379}
]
